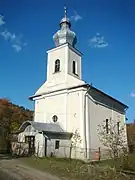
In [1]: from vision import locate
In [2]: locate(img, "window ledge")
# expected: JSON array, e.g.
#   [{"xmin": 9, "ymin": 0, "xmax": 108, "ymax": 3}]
[
  {"xmin": 53, "ymin": 71, "xmax": 61, "ymax": 74},
  {"xmin": 73, "ymin": 73, "xmax": 78, "ymax": 76}
]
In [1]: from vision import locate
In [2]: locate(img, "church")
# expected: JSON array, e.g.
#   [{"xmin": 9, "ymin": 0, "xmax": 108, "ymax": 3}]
[{"xmin": 17, "ymin": 7, "xmax": 128, "ymax": 160}]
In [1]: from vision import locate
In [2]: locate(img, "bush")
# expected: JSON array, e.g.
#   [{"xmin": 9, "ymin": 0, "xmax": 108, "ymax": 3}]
[
  {"xmin": 87, "ymin": 165, "xmax": 131, "ymax": 180},
  {"xmin": 120, "ymin": 155, "xmax": 134, "ymax": 171}
]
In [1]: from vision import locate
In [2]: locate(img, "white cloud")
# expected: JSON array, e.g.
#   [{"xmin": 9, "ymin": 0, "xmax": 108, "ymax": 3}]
[
  {"xmin": 0, "ymin": 14, "xmax": 27, "ymax": 52},
  {"xmin": 1, "ymin": 29, "xmax": 16, "ymax": 41},
  {"xmin": 89, "ymin": 33, "xmax": 108, "ymax": 48},
  {"xmin": 71, "ymin": 11, "xmax": 82, "ymax": 22},
  {"xmin": 0, "ymin": 15, "xmax": 5, "ymax": 26},
  {"xmin": 1, "ymin": 29, "xmax": 27, "ymax": 52},
  {"xmin": 12, "ymin": 44, "xmax": 22, "ymax": 52},
  {"xmin": 131, "ymin": 92, "xmax": 135, "ymax": 97}
]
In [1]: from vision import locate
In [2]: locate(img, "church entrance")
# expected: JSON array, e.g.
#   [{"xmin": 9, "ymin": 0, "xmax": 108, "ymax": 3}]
[{"xmin": 25, "ymin": 136, "xmax": 35, "ymax": 155}]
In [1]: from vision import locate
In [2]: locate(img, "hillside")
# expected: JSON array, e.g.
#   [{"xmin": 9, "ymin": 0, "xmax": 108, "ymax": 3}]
[
  {"xmin": 0, "ymin": 98, "xmax": 33, "ymax": 152},
  {"xmin": 0, "ymin": 98, "xmax": 33, "ymax": 132}
]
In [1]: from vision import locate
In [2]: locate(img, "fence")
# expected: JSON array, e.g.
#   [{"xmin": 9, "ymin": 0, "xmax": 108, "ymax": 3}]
[{"xmin": 10, "ymin": 140, "xmax": 111, "ymax": 161}]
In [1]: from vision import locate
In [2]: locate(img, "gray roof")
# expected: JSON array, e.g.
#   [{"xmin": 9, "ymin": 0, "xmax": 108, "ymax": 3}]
[
  {"xmin": 29, "ymin": 83, "xmax": 128, "ymax": 110},
  {"xmin": 30, "ymin": 121, "xmax": 64, "ymax": 133},
  {"xmin": 19, "ymin": 121, "xmax": 65, "ymax": 133}
]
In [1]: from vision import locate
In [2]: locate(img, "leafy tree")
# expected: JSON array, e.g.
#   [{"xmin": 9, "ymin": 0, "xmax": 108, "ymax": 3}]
[
  {"xmin": 126, "ymin": 123, "xmax": 135, "ymax": 153},
  {"xmin": 0, "ymin": 98, "xmax": 33, "ymax": 152}
]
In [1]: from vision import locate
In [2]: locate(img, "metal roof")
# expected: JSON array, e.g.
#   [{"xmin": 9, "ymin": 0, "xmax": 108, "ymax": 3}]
[
  {"xmin": 19, "ymin": 121, "xmax": 65, "ymax": 133},
  {"xmin": 29, "ymin": 83, "xmax": 128, "ymax": 109}
]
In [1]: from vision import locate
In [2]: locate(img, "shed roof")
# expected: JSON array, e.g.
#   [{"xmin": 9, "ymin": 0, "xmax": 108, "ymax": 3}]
[{"xmin": 19, "ymin": 121, "xmax": 65, "ymax": 133}]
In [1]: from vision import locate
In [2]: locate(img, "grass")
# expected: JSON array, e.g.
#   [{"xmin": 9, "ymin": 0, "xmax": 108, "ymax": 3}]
[
  {"xmin": 91, "ymin": 153, "xmax": 135, "ymax": 171},
  {"xmin": 18, "ymin": 154, "xmax": 135, "ymax": 180},
  {"xmin": 20, "ymin": 157, "xmax": 89, "ymax": 180}
]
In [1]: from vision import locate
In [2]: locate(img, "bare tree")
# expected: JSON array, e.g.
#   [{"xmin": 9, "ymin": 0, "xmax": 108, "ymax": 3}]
[
  {"xmin": 97, "ymin": 118, "xmax": 127, "ymax": 159},
  {"xmin": 69, "ymin": 129, "xmax": 82, "ymax": 159}
]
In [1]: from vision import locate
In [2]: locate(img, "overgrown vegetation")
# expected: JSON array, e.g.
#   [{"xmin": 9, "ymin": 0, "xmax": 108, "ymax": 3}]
[
  {"xmin": 0, "ymin": 98, "xmax": 33, "ymax": 152},
  {"xmin": 126, "ymin": 123, "xmax": 135, "ymax": 153},
  {"xmin": 96, "ymin": 117, "xmax": 135, "ymax": 174},
  {"xmin": 91, "ymin": 153, "xmax": 135, "ymax": 171},
  {"xmin": 20, "ymin": 156, "xmax": 135, "ymax": 180}
]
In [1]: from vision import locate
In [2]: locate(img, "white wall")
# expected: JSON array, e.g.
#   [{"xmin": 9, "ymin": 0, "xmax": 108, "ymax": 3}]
[
  {"xmin": 34, "ymin": 87, "xmax": 85, "ymax": 132},
  {"xmin": 18, "ymin": 125, "xmax": 45, "ymax": 157},
  {"xmin": 34, "ymin": 87, "xmax": 86, "ymax": 159},
  {"xmin": 47, "ymin": 44, "xmax": 68, "ymax": 83},
  {"xmin": 35, "ymin": 133, "xmax": 45, "ymax": 157},
  {"xmin": 34, "ymin": 44, "xmax": 84, "ymax": 96},
  {"xmin": 86, "ymin": 94, "xmax": 126, "ymax": 159},
  {"xmin": 66, "ymin": 90, "xmax": 85, "ymax": 149},
  {"xmin": 34, "ymin": 93, "xmax": 67, "ymax": 130},
  {"xmin": 68, "ymin": 48, "xmax": 82, "ymax": 79},
  {"xmin": 47, "ymin": 44, "xmax": 82, "ymax": 82},
  {"xmin": 46, "ymin": 139, "xmax": 70, "ymax": 158},
  {"xmin": 46, "ymin": 138, "xmax": 85, "ymax": 160}
]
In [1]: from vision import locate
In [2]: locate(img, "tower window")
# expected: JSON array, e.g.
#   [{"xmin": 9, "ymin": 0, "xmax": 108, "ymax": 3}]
[
  {"xmin": 55, "ymin": 59, "xmax": 60, "ymax": 73},
  {"xmin": 106, "ymin": 119, "xmax": 109, "ymax": 134},
  {"xmin": 72, "ymin": 61, "xmax": 76, "ymax": 75}
]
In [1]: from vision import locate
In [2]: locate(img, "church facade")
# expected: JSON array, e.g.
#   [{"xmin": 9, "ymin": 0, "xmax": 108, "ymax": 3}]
[{"xmin": 17, "ymin": 7, "xmax": 128, "ymax": 160}]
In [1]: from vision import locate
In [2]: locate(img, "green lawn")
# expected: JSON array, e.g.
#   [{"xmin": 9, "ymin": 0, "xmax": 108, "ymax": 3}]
[
  {"xmin": 19, "ymin": 154, "xmax": 135, "ymax": 180},
  {"xmin": 92, "ymin": 153, "xmax": 135, "ymax": 171},
  {"xmin": 20, "ymin": 157, "xmax": 88, "ymax": 180}
]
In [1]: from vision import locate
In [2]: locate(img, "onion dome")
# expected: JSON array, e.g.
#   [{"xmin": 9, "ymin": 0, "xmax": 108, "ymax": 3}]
[{"xmin": 53, "ymin": 6, "xmax": 77, "ymax": 47}]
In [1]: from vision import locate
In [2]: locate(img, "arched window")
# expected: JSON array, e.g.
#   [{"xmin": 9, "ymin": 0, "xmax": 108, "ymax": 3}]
[
  {"xmin": 55, "ymin": 59, "xmax": 60, "ymax": 73},
  {"xmin": 72, "ymin": 61, "xmax": 76, "ymax": 74}
]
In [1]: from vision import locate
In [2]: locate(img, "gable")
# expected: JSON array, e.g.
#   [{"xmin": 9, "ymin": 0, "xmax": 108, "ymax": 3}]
[{"xmin": 24, "ymin": 125, "xmax": 36, "ymax": 133}]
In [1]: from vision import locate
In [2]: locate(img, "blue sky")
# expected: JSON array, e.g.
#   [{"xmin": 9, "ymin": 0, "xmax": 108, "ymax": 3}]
[{"xmin": 0, "ymin": 0, "xmax": 135, "ymax": 122}]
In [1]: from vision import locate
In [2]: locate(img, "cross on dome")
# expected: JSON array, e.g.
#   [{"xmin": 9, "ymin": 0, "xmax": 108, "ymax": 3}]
[{"xmin": 64, "ymin": 5, "xmax": 67, "ymax": 18}]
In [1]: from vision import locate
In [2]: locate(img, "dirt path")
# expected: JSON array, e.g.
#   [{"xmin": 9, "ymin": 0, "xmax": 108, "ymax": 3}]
[{"xmin": 0, "ymin": 158, "xmax": 61, "ymax": 180}]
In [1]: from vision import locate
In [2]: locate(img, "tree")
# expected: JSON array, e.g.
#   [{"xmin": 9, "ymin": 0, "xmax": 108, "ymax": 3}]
[
  {"xmin": 0, "ymin": 99, "xmax": 13, "ymax": 151},
  {"xmin": 97, "ymin": 118, "xmax": 127, "ymax": 159},
  {"xmin": 126, "ymin": 123, "xmax": 135, "ymax": 153},
  {"xmin": 0, "ymin": 98, "xmax": 33, "ymax": 152},
  {"xmin": 69, "ymin": 129, "xmax": 82, "ymax": 159}
]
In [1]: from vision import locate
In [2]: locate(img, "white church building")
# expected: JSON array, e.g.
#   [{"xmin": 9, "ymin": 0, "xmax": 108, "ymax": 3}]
[{"xmin": 17, "ymin": 7, "xmax": 128, "ymax": 160}]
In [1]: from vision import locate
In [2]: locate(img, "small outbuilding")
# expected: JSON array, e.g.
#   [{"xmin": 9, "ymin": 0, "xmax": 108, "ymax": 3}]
[{"xmin": 16, "ymin": 121, "xmax": 72, "ymax": 157}]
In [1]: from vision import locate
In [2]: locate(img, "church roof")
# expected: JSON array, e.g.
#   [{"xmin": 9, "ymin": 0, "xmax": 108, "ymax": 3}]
[
  {"xmin": 83, "ymin": 84, "xmax": 128, "ymax": 110},
  {"xmin": 88, "ymin": 84, "xmax": 128, "ymax": 110},
  {"xmin": 29, "ymin": 83, "xmax": 128, "ymax": 111}
]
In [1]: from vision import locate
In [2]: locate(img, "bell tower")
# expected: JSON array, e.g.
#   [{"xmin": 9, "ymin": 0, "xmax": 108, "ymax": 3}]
[{"xmin": 46, "ymin": 6, "xmax": 83, "ymax": 87}]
